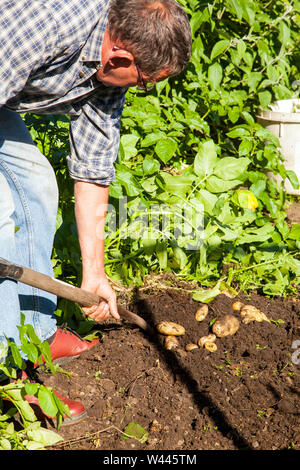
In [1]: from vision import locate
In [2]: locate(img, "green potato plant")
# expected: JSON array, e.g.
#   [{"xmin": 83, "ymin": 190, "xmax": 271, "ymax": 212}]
[{"xmin": 22, "ymin": 0, "xmax": 300, "ymax": 311}]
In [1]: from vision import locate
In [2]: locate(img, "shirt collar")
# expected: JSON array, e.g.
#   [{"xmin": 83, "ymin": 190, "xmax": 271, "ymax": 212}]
[{"xmin": 80, "ymin": 8, "xmax": 109, "ymax": 66}]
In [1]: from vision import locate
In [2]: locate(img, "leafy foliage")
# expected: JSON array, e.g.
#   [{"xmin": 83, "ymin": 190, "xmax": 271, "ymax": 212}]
[
  {"xmin": 0, "ymin": 314, "xmax": 68, "ymax": 448},
  {"xmin": 22, "ymin": 0, "xmax": 300, "ymax": 313},
  {"xmin": 109, "ymin": 0, "xmax": 300, "ymax": 297}
]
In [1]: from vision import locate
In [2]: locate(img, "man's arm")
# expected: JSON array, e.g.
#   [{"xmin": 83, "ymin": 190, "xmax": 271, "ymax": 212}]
[
  {"xmin": 74, "ymin": 180, "xmax": 120, "ymax": 322},
  {"xmin": 68, "ymin": 87, "xmax": 126, "ymax": 322}
]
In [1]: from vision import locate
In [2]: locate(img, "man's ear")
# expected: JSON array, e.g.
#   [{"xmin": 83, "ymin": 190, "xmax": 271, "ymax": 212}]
[{"xmin": 108, "ymin": 48, "xmax": 134, "ymax": 69}]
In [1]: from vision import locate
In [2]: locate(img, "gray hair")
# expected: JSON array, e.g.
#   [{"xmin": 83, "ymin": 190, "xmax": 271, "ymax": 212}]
[{"xmin": 108, "ymin": 0, "xmax": 192, "ymax": 78}]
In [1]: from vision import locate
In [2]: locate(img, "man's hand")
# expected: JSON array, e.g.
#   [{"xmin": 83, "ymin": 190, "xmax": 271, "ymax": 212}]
[{"xmin": 81, "ymin": 274, "xmax": 120, "ymax": 322}]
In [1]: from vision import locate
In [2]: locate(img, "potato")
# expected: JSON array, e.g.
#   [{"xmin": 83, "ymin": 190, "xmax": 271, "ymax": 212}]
[
  {"xmin": 185, "ymin": 343, "xmax": 199, "ymax": 351},
  {"xmin": 204, "ymin": 342, "xmax": 218, "ymax": 352},
  {"xmin": 240, "ymin": 305, "xmax": 270, "ymax": 324},
  {"xmin": 232, "ymin": 301, "xmax": 244, "ymax": 311},
  {"xmin": 212, "ymin": 314, "xmax": 239, "ymax": 337},
  {"xmin": 260, "ymin": 312, "xmax": 270, "ymax": 322},
  {"xmin": 221, "ymin": 289, "xmax": 235, "ymax": 298},
  {"xmin": 156, "ymin": 321, "xmax": 185, "ymax": 336},
  {"xmin": 198, "ymin": 334, "xmax": 216, "ymax": 348},
  {"xmin": 195, "ymin": 305, "xmax": 209, "ymax": 322},
  {"xmin": 164, "ymin": 336, "xmax": 179, "ymax": 350}
]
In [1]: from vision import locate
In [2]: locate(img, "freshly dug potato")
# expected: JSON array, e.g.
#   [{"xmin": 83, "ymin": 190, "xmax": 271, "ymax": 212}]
[
  {"xmin": 221, "ymin": 289, "xmax": 235, "ymax": 298},
  {"xmin": 156, "ymin": 321, "xmax": 185, "ymax": 336},
  {"xmin": 185, "ymin": 343, "xmax": 199, "ymax": 351},
  {"xmin": 164, "ymin": 336, "xmax": 179, "ymax": 350},
  {"xmin": 195, "ymin": 305, "xmax": 208, "ymax": 322},
  {"xmin": 198, "ymin": 334, "xmax": 216, "ymax": 348},
  {"xmin": 260, "ymin": 312, "xmax": 270, "ymax": 322},
  {"xmin": 212, "ymin": 315, "xmax": 239, "ymax": 337},
  {"xmin": 232, "ymin": 301, "xmax": 244, "ymax": 311},
  {"xmin": 240, "ymin": 305, "xmax": 270, "ymax": 324},
  {"xmin": 204, "ymin": 342, "xmax": 218, "ymax": 352}
]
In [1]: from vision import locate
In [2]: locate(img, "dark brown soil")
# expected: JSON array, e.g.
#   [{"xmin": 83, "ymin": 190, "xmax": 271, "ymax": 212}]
[{"xmin": 38, "ymin": 285, "xmax": 300, "ymax": 451}]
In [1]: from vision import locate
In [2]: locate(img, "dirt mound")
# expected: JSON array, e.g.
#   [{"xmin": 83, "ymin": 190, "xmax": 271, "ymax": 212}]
[{"xmin": 40, "ymin": 288, "xmax": 300, "ymax": 451}]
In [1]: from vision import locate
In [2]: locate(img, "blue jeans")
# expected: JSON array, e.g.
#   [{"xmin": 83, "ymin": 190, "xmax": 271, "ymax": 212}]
[{"xmin": 0, "ymin": 109, "xmax": 58, "ymax": 361}]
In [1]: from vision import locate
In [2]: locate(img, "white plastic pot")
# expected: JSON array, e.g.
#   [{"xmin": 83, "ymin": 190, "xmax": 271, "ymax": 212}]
[{"xmin": 257, "ymin": 99, "xmax": 300, "ymax": 196}]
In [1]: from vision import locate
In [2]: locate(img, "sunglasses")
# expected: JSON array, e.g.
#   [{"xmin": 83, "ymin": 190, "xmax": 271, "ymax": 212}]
[
  {"xmin": 112, "ymin": 46, "xmax": 155, "ymax": 93},
  {"xmin": 135, "ymin": 63, "xmax": 155, "ymax": 93}
]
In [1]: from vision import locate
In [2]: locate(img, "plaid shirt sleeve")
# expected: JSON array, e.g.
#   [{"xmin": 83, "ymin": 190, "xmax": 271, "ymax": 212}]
[{"xmin": 67, "ymin": 87, "xmax": 126, "ymax": 186}]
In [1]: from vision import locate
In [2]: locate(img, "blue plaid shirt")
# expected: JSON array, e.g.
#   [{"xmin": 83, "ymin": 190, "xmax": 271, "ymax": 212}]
[{"xmin": 0, "ymin": 0, "xmax": 127, "ymax": 185}]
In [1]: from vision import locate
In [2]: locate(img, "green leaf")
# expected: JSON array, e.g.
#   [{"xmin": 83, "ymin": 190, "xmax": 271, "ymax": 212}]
[
  {"xmin": 227, "ymin": 127, "xmax": 251, "ymax": 139},
  {"xmin": 141, "ymin": 176, "xmax": 157, "ymax": 193},
  {"xmin": 140, "ymin": 131, "xmax": 165, "ymax": 147},
  {"xmin": 26, "ymin": 427, "xmax": 63, "ymax": 447},
  {"xmin": 195, "ymin": 190, "xmax": 218, "ymax": 215},
  {"xmin": 237, "ymin": 40, "xmax": 247, "ymax": 62},
  {"xmin": 228, "ymin": 106, "xmax": 240, "ymax": 123},
  {"xmin": 155, "ymin": 138, "xmax": 177, "ymax": 163},
  {"xmin": 109, "ymin": 181, "xmax": 123, "ymax": 199},
  {"xmin": 160, "ymin": 172, "xmax": 195, "ymax": 196},
  {"xmin": 117, "ymin": 169, "xmax": 141, "ymax": 196},
  {"xmin": 194, "ymin": 140, "xmax": 218, "ymax": 177},
  {"xmin": 24, "ymin": 382, "xmax": 39, "ymax": 396},
  {"xmin": 247, "ymin": 72, "xmax": 263, "ymax": 92},
  {"xmin": 286, "ymin": 170, "xmax": 299, "ymax": 190},
  {"xmin": 0, "ymin": 438, "xmax": 12, "ymax": 450},
  {"xmin": 5, "ymin": 384, "xmax": 37, "ymax": 425},
  {"xmin": 119, "ymin": 134, "xmax": 140, "ymax": 160},
  {"xmin": 9, "ymin": 341, "xmax": 23, "ymax": 369},
  {"xmin": 19, "ymin": 322, "xmax": 41, "ymax": 345},
  {"xmin": 192, "ymin": 283, "xmax": 221, "ymax": 303},
  {"xmin": 25, "ymin": 441, "xmax": 45, "ymax": 450},
  {"xmin": 250, "ymin": 179, "xmax": 266, "ymax": 198},
  {"xmin": 227, "ymin": 0, "xmax": 243, "ymax": 20},
  {"xmin": 190, "ymin": 9, "xmax": 210, "ymax": 37},
  {"xmin": 37, "ymin": 387, "xmax": 58, "ymax": 418},
  {"xmin": 122, "ymin": 422, "xmax": 149, "ymax": 443},
  {"xmin": 156, "ymin": 241, "xmax": 168, "ymax": 270},
  {"xmin": 207, "ymin": 63, "xmax": 223, "ymax": 90},
  {"xmin": 210, "ymin": 40, "xmax": 230, "ymax": 60},
  {"xmin": 206, "ymin": 176, "xmax": 243, "ymax": 193},
  {"xmin": 238, "ymin": 140, "xmax": 252, "ymax": 156},
  {"xmin": 258, "ymin": 90, "xmax": 272, "ymax": 109},
  {"xmin": 213, "ymin": 157, "xmax": 250, "ymax": 180},
  {"xmin": 21, "ymin": 343, "xmax": 38, "ymax": 364},
  {"xmin": 143, "ymin": 156, "xmax": 161, "ymax": 175},
  {"xmin": 39, "ymin": 340, "xmax": 55, "ymax": 374},
  {"xmin": 288, "ymin": 224, "xmax": 300, "ymax": 241},
  {"xmin": 237, "ymin": 223, "xmax": 275, "ymax": 244},
  {"xmin": 242, "ymin": 2, "xmax": 256, "ymax": 25},
  {"xmin": 0, "ymin": 407, "xmax": 18, "ymax": 422},
  {"xmin": 255, "ymin": 127, "xmax": 280, "ymax": 146},
  {"xmin": 257, "ymin": 39, "xmax": 271, "ymax": 65},
  {"xmin": 52, "ymin": 390, "xmax": 71, "ymax": 418},
  {"xmin": 171, "ymin": 244, "xmax": 188, "ymax": 269},
  {"xmin": 279, "ymin": 21, "xmax": 291, "ymax": 46}
]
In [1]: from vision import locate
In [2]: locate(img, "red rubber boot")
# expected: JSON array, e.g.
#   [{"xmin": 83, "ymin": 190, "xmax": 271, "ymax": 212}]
[{"xmin": 35, "ymin": 326, "xmax": 99, "ymax": 368}]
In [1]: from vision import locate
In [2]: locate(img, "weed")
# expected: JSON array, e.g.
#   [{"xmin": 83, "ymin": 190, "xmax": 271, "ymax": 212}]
[{"xmin": 255, "ymin": 344, "xmax": 268, "ymax": 351}]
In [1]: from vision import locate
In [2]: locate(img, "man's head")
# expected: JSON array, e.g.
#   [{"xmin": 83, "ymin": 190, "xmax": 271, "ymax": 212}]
[{"xmin": 96, "ymin": 0, "xmax": 192, "ymax": 89}]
